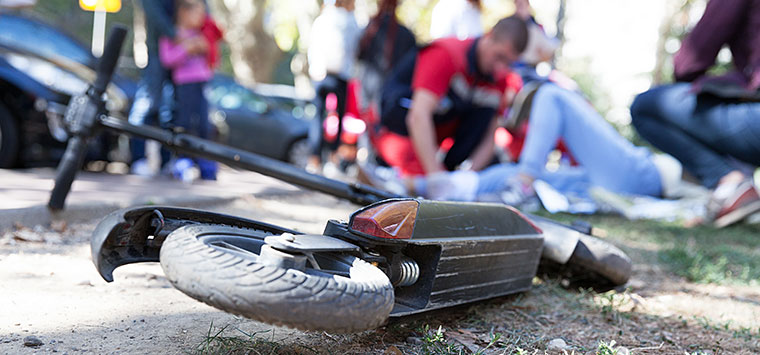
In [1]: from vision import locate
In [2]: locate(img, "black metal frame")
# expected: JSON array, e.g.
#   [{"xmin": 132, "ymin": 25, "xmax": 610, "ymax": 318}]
[{"xmin": 99, "ymin": 115, "xmax": 398, "ymax": 206}]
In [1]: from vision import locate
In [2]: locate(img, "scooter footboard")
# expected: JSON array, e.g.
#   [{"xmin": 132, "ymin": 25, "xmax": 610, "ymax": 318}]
[
  {"xmin": 91, "ymin": 206, "xmax": 298, "ymax": 282},
  {"xmin": 389, "ymin": 234, "xmax": 543, "ymax": 317}
]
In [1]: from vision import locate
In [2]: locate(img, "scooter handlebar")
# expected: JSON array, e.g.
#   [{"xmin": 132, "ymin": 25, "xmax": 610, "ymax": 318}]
[{"xmin": 91, "ymin": 25, "xmax": 127, "ymax": 97}]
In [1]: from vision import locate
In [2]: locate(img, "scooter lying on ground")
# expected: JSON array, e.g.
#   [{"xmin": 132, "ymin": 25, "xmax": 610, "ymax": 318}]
[{"xmin": 51, "ymin": 27, "xmax": 631, "ymax": 332}]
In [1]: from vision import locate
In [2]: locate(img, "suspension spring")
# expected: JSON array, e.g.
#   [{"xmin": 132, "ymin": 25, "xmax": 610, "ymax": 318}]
[{"xmin": 395, "ymin": 256, "xmax": 420, "ymax": 287}]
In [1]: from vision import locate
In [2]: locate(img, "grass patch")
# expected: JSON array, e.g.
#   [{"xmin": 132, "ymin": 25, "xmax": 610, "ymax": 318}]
[
  {"xmin": 189, "ymin": 278, "xmax": 759, "ymax": 354},
  {"xmin": 660, "ymin": 244, "xmax": 760, "ymax": 285},
  {"xmin": 194, "ymin": 322, "xmax": 317, "ymax": 355}
]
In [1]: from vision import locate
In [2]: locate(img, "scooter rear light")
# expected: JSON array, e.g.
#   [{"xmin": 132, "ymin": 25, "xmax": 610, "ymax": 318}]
[{"xmin": 349, "ymin": 200, "xmax": 418, "ymax": 239}]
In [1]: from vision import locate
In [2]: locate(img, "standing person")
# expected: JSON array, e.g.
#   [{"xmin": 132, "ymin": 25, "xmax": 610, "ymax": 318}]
[
  {"xmin": 159, "ymin": 0, "xmax": 217, "ymax": 181},
  {"xmin": 630, "ymin": 0, "xmax": 760, "ymax": 227},
  {"xmin": 375, "ymin": 16, "xmax": 528, "ymax": 197},
  {"xmin": 430, "ymin": 0, "xmax": 483, "ymax": 40},
  {"xmin": 306, "ymin": 0, "xmax": 361, "ymax": 174},
  {"xmin": 356, "ymin": 0, "xmax": 416, "ymax": 119},
  {"xmin": 128, "ymin": 0, "xmax": 176, "ymax": 176}
]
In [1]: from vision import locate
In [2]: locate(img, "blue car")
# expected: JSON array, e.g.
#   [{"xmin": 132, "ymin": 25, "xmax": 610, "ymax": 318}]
[
  {"xmin": 206, "ymin": 75, "xmax": 315, "ymax": 168},
  {"xmin": 0, "ymin": 13, "xmax": 135, "ymax": 168},
  {"xmin": 0, "ymin": 13, "xmax": 314, "ymax": 169}
]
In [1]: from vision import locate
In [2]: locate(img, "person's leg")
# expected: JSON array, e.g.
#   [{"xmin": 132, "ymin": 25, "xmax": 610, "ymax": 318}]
[
  {"xmin": 128, "ymin": 54, "xmax": 165, "ymax": 163},
  {"xmin": 443, "ymin": 107, "xmax": 493, "ymax": 170},
  {"xmin": 193, "ymin": 82, "xmax": 217, "ymax": 180},
  {"xmin": 307, "ymin": 78, "xmax": 340, "ymax": 171},
  {"xmin": 333, "ymin": 77, "xmax": 349, "ymax": 154},
  {"xmin": 476, "ymin": 163, "xmax": 592, "ymax": 198},
  {"xmin": 374, "ymin": 129, "xmax": 425, "ymax": 177},
  {"xmin": 173, "ymin": 84, "xmax": 193, "ymax": 134},
  {"xmin": 158, "ymin": 80, "xmax": 174, "ymax": 165},
  {"xmin": 520, "ymin": 84, "xmax": 661, "ymax": 196},
  {"xmin": 631, "ymin": 83, "xmax": 760, "ymax": 188}
]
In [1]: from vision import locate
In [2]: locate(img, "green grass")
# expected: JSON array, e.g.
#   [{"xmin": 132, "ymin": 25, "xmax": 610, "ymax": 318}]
[
  {"xmin": 535, "ymin": 211, "xmax": 760, "ymax": 285},
  {"xmin": 596, "ymin": 340, "xmax": 620, "ymax": 355},
  {"xmin": 194, "ymin": 322, "xmax": 318, "ymax": 355}
]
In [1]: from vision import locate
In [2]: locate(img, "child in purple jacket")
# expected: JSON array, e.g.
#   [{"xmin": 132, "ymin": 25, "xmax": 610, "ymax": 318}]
[{"xmin": 159, "ymin": 0, "xmax": 217, "ymax": 180}]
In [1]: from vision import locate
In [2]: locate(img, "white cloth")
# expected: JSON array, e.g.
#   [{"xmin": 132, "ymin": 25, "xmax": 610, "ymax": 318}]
[
  {"xmin": 426, "ymin": 171, "xmax": 479, "ymax": 201},
  {"xmin": 430, "ymin": 0, "xmax": 483, "ymax": 40},
  {"xmin": 307, "ymin": 5, "xmax": 360, "ymax": 81}
]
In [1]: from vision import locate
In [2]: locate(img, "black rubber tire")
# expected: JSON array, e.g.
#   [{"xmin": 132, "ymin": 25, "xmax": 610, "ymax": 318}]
[
  {"xmin": 159, "ymin": 224, "xmax": 395, "ymax": 333},
  {"xmin": 540, "ymin": 235, "xmax": 632, "ymax": 292},
  {"xmin": 48, "ymin": 135, "xmax": 88, "ymax": 210},
  {"xmin": 0, "ymin": 103, "xmax": 19, "ymax": 168}
]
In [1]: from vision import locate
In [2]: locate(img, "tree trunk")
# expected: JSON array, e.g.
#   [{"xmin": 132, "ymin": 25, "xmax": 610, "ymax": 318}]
[
  {"xmin": 652, "ymin": 0, "xmax": 697, "ymax": 86},
  {"xmin": 208, "ymin": 0, "xmax": 283, "ymax": 85}
]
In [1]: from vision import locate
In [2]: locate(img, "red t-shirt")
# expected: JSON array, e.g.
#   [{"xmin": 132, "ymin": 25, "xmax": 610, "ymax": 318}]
[{"xmin": 412, "ymin": 38, "xmax": 513, "ymax": 113}]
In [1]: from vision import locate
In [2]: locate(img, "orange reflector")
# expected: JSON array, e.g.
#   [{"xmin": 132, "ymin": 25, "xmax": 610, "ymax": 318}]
[{"xmin": 350, "ymin": 200, "xmax": 418, "ymax": 239}]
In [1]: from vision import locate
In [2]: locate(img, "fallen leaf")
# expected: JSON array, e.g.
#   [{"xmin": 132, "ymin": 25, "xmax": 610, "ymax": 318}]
[
  {"xmin": 384, "ymin": 345, "xmax": 403, "ymax": 355},
  {"xmin": 447, "ymin": 329, "xmax": 481, "ymax": 353}
]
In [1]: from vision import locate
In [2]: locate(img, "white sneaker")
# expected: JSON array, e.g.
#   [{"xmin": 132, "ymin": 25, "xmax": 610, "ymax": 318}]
[
  {"xmin": 651, "ymin": 153, "xmax": 683, "ymax": 198},
  {"xmin": 130, "ymin": 158, "xmax": 155, "ymax": 177}
]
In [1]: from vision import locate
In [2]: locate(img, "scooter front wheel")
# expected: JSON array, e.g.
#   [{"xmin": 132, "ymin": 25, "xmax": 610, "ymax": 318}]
[{"xmin": 159, "ymin": 224, "xmax": 394, "ymax": 333}]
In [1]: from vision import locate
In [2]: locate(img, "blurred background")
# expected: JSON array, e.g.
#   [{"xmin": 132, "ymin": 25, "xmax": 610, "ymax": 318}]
[
  {"xmin": 1, "ymin": 0, "xmax": 729, "ymax": 169},
  {"xmin": 11, "ymin": 0, "xmax": 721, "ymax": 130}
]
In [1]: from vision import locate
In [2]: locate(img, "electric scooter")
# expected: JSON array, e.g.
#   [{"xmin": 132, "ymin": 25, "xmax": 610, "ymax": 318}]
[{"xmin": 50, "ymin": 26, "xmax": 630, "ymax": 332}]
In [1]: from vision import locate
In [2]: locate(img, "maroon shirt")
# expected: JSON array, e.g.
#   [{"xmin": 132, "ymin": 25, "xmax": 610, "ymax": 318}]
[{"xmin": 674, "ymin": 0, "xmax": 760, "ymax": 90}]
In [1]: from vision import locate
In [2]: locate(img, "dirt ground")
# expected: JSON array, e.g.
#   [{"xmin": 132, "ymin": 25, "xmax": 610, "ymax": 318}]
[{"xmin": 1, "ymin": 191, "xmax": 759, "ymax": 354}]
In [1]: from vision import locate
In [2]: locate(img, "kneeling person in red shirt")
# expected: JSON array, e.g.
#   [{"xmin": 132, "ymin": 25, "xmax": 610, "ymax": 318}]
[{"xmin": 376, "ymin": 16, "xmax": 527, "ymax": 194}]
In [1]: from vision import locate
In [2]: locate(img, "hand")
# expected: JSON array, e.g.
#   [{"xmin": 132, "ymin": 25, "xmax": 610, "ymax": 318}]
[
  {"xmin": 183, "ymin": 37, "xmax": 208, "ymax": 55},
  {"xmin": 425, "ymin": 171, "xmax": 454, "ymax": 200},
  {"xmin": 503, "ymin": 88, "xmax": 517, "ymax": 108},
  {"xmin": 425, "ymin": 171, "xmax": 479, "ymax": 201}
]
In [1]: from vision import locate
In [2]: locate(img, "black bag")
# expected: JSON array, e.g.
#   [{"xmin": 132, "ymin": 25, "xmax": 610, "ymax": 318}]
[{"xmin": 697, "ymin": 80, "xmax": 760, "ymax": 102}]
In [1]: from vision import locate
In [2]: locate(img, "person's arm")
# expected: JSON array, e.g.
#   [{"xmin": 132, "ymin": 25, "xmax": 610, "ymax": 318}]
[
  {"xmin": 141, "ymin": 0, "xmax": 176, "ymax": 39},
  {"xmin": 673, "ymin": 0, "xmax": 748, "ymax": 82},
  {"xmin": 468, "ymin": 116, "xmax": 498, "ymax": 171},
  {"xmin": 406, "ymin": 89, "xmax": 446, "ymax": 174},
  {"xmin": 159, "ymin": 37, "xmax": 188, "ymax": 68}
]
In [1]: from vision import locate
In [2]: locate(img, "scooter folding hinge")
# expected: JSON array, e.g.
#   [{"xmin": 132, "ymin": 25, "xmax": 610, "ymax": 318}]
[{"xmin": 264, "ymin": 233, "xmax": 361, "ymax": 253}]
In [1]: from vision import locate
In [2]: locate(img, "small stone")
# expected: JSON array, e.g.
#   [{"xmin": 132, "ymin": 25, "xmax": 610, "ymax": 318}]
[
  {"xmin": 76, "ymin": 280, "xmax": 93, "ymax": 287},
  {"xmin": 23, "ymin": 335, "xmax": 43, "ymax": 347},
  {"xmin": 547, "ymin": 338, "xmax": 569, "ymax": 351},
  {"xmin": 51, "ymin": 220, "xmax": 68, "ymax": 233},
  {"xmin": 13, "ymin": 229, "xmax": 44, "ymax": 242},
  {"xmin": 617, "ymin": 346, "xmax": 630, "ymax": 355},
  {"xmin": 406, "ymin": 336, "xmax": 424, "ymax": 345}
]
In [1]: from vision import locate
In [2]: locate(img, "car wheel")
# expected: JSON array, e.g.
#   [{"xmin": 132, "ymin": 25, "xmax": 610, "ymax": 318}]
[
  {"xmin": 287, "ymin": 138, "xmax": 310, "ymax": 169},
  {"xmin": 0, "ymin": 103, "xmax": 20, "ymax": 168}
]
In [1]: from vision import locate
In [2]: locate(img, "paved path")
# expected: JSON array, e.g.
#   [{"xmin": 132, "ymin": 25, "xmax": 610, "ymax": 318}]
[{"xmin": 0, "ymin": 167, "xmax": 301, "ymax": 231}]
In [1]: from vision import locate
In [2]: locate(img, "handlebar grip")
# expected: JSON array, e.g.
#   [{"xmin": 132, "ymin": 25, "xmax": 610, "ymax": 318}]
[
  {"xmin": 91, "ymin": 25, "xmax": 128, "ymax": 96},
  {"xmin": 48, "ymin": 136, "xmax": 88, "ymax": 211}
]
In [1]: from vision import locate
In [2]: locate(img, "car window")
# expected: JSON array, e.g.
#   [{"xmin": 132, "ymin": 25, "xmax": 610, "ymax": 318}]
[
  {"xmin": 206, "ymin": 78, "xmax": 269, "ymax": 114},
  {"xmin": 0, "ymin": 15, "xmax": 93, "ymax": 65}
]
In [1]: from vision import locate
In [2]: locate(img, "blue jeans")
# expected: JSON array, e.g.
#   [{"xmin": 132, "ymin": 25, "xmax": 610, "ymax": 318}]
[
  {"xmin": 478, "ymin": 84, "xmax": 662, "ymax": 197},
  {"xmin": 631, "ymin": 83, "xmax": 760, "ymax": 188},
  {"xmin": 174, "ymin": 82, "xmax": 209, "ymax": 139},
  {"xmin": 128, "ymin": 52, "xmax": 173, "ymax": 163},
  {"xmin": 174, "ymin": 82, "xmax": 216, "ymax": 179}
]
